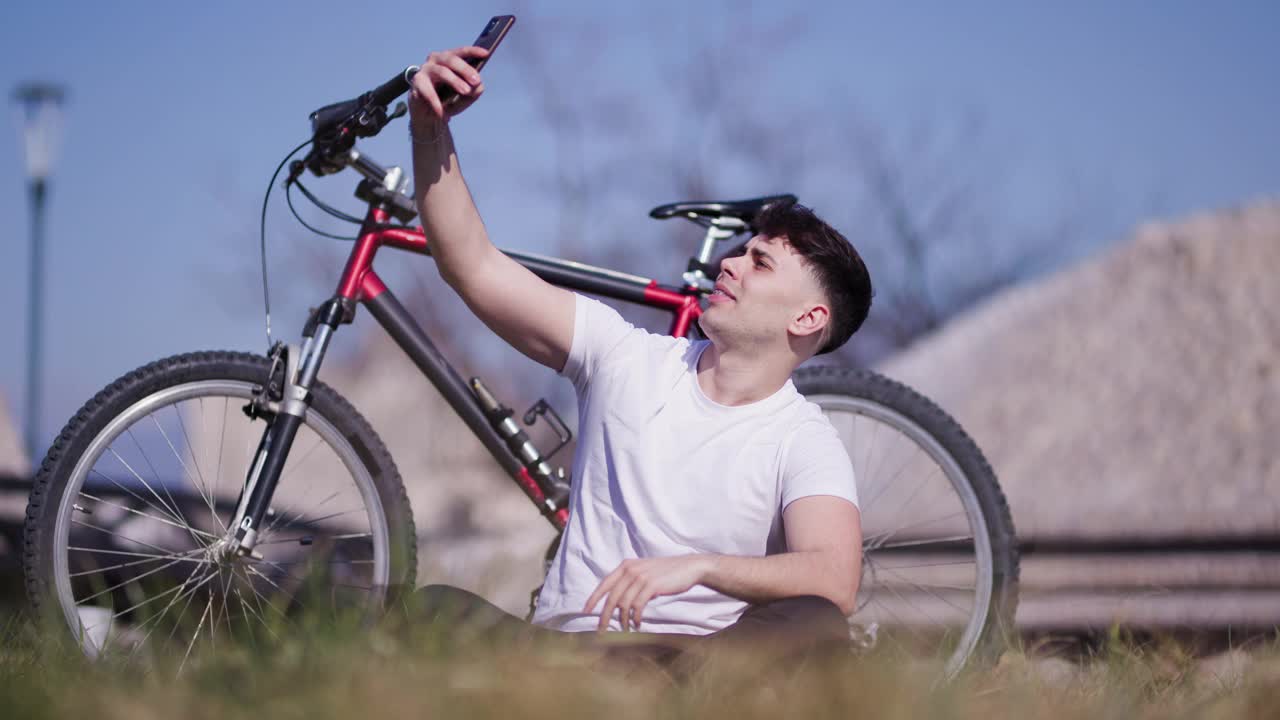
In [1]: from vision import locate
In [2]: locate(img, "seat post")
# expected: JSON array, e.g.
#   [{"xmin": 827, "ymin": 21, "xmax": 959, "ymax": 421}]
[{"xmin": 683, "ymin": 217, "xmax": 747, "ymax": 289}]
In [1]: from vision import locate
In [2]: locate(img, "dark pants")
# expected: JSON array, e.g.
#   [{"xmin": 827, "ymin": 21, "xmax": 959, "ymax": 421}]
[{"xmin": 408, "ymin": 584, "xmax": 849, "ymax": 672}]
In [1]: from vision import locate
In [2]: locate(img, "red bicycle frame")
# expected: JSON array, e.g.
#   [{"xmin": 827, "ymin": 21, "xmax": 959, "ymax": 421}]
[{"xmin": 324, "ymin": 203, "xmax": 707, "ymax": 532}]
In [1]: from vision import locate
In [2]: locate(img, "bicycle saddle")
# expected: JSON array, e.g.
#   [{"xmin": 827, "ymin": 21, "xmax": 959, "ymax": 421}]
[{"xmin": 648, "ymin": 194, "xmax": 798, "ymax": 223}]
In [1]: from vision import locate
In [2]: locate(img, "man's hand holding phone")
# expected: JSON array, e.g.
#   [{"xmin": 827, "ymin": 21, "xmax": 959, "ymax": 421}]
[
  {"xmin": 410, "ymin": 13, "xmax": 515, "ymax": 129},
  {"xmin": 409, "ymin": 47, "xmax": 490, "ymax": 122}
]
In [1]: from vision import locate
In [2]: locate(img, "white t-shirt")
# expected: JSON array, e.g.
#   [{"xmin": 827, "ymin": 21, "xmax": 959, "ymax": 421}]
[{"xmin": 530, "ymin": 294, "xmax": 859, "ymax": 634}]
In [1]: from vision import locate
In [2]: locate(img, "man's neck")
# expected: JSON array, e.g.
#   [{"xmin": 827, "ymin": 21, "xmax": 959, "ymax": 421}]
[{"xmin": 696, "ymin": 341, "xmax": 798, "ymax": 406}]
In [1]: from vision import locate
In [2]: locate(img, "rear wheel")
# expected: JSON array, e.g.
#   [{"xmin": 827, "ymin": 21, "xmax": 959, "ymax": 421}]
[
  {"xmin": 23, "ymin": 351, "xmax": 417, "ymax": 663},
  {"xmin": 794, "ymin": 366, "xmax": 1019, "ymax": 676}
]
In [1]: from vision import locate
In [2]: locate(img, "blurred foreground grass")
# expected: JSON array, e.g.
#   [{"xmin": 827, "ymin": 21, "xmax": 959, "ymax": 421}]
[{"xmin": 2, "ymin": 613, "xmax": 1277, "ymax": 720}]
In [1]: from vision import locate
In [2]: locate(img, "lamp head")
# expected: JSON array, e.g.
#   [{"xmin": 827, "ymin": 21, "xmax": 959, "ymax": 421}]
[{"xmin": 13, "ymin": 83, "xmax": 67, "ymax": 182}]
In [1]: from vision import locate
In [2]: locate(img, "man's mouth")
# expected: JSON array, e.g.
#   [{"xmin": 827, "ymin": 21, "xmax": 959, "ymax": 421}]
[{"xmin": 712, "ymin": 283, "xmax": 736, "ymax": 301}]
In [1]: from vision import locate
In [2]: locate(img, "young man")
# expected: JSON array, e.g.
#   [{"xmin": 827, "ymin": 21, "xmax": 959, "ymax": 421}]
[{"xmin": 407, "ymin": 47, "xmax": 872, "ymax": 651}]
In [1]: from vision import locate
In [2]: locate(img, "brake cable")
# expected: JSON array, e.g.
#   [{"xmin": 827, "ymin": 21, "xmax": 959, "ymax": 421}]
[
  {"xmin": 293, "ymin": 178, "xmax": 364, "ymax": 224},
  {"xmin": 259, "ymin": 138, "xmax": 313, "ymax": 351},
  {"xmin": 286, "ymin": 182, "xmax": 359, "ymax": 241}
]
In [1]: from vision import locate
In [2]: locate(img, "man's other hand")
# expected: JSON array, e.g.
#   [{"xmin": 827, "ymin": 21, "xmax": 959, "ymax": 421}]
[
  {"xmin": 409, "ymin": 46, "xmax": 489, "ymax": 120},
  {"xmin": 584, "ymin": 555, "xmax": 712, "ymax": 632}
]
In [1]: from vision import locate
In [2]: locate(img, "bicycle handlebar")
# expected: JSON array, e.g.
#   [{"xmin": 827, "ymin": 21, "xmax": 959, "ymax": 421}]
[
  {"xmin": 301, "ymin": 65, "xmax": 420, "ymax": 179},
  {"xmin": 289, "ymin": 65, "xmax": 437, "ymax": 221},
  {"xmin": 368, "ymin": 66, "xmax": 419, "ymax": 109}
]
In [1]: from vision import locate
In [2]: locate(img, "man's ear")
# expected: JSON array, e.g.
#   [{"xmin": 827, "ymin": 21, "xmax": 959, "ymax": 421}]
[{"xmin": 790, "ymin": 303, "xmax": 830, "ymax": 340}]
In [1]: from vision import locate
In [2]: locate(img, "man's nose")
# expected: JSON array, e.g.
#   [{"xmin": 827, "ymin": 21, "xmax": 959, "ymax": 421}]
[{"xmin": 720, "ymin": 254, "xmax": 741, "ymax": 280}]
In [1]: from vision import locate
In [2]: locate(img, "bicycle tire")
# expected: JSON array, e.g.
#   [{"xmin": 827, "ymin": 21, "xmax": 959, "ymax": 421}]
[
  {"xmin": 23, "ymin": 351, "xmax": 417, "ymax": 660},
  {"xmin": 793, "ymin": 366, "xmax": 1019, "ymax": 676}
]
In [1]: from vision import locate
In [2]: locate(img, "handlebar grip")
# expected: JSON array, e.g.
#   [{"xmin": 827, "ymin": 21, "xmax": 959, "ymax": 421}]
[{"xmin": 368, "ymin": 66, "xmax": 419, "ymax": 108}]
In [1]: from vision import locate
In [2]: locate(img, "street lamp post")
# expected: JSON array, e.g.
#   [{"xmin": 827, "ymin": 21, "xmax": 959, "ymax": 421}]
[{"xmin": 13, "ymin": 83, "xmax": 65, "ymax": 466}]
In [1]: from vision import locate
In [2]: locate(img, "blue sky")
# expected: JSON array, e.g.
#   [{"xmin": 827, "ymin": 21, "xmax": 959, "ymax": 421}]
[{"xmin": 1, "ymin": 1, "xmax": 1277, "ymax": 456}]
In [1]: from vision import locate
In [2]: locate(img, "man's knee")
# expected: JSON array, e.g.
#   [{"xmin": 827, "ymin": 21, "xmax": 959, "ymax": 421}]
[
  {"xmin": 412, "ymin": 584, "xmax": 484, "ymax": 623},
  {"xmin": 741, "ymin": 595, "xmax": 849, "ymax": 643},
  {"xmin": 757, "ymin": 595, "xmax": 844, "ymax": 621}
]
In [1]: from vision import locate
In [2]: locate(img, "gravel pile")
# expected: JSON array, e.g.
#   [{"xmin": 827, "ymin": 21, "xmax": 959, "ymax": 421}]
[{"xmin": 878, "ymin": 199, "xmax": 1280, "ymax": 541}]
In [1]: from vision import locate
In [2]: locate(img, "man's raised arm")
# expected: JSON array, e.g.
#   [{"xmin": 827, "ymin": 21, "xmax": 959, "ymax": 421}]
[{"xmin": 407, "ymin": 46, "xmax": 576, "ymax": 372}]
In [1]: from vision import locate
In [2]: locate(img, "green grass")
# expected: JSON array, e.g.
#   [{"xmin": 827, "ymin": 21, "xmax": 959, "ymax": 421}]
[{"xmin": 2, "ymin": 614, "xmax": 1278, "ymax": 720}]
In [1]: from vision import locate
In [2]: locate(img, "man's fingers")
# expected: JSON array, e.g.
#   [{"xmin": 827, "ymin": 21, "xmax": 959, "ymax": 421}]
[
  {"xmin": 584, "ymin": 571, "xmax": 620, "ymax": 614},
  {"xmin": 442, "ymin": 53, "xmax": 483, "ymax": 86},
  {"xmin": 633, "ymin": 590, "xmax": 657, "ymax": 631},
  {"xmin": 597, "ymin": 576, "xmax": 635, "ymax": 632},
  {"xmin": 430, "ymin": 65, "xmax": 473, "ymax": 99},
  {"xmin": 459, "ymin": 45, "xmax": 491, "ymax": 59},
  {"xmin": 597, "ymin": 591, "xmax": 616, "ymax": 632},
  {"xmin": 448, "ymin": 84, "xmax": 484, "ymax": 115},
  {"xmin": 411, "ymin": 68, "xmax": 444, "ymax": 118},
  {"xmin": 613, "ymin": 581, "xmax": 646, "ymax": 633},
  {"xmin": 411, "ymin": 46, "xmax": 492, "ymax": 120}
]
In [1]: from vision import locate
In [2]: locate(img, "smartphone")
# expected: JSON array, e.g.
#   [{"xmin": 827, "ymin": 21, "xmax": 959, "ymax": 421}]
[{"xmin": 439, "ymin": 15, "xmax": 516, "ymax": 104}]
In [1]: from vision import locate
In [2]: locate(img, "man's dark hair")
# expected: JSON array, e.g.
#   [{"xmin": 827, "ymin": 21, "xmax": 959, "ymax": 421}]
[{"xmin": 754, "ymin": 199, "xmax": 873, "ymax": 355}]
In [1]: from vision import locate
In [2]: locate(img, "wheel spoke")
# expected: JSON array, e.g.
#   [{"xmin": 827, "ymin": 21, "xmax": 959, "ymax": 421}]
[
  {"xmin": 70, "ymin": 550, "xmax": 203, "ymax": 578},
  {"xmin": 262, "ymin": 558, "xmax": 374, "ymax": 566},
  {"xmin": 260, "ymin": 487, "xmax": 342, "ymax": 539},
  {"xmin": 179, "ymin": 592, "xmax": 215, "ymax": 674},
  {"xmin": 234, "ymin": 563, "xmax": 289, "ymax": 623},
  {"xmin": 78, "ymin": 491, "xmax": 218, "ymax": 542},
  {"xmin": 275, "ymin": 434, "xmax": 325, "ymax": 489},
  {"xmin": 72, "ymin": 517, "xmax": 188, "ymax": 557},
  {"xmin": 873, "ymin": 534, "xmax": 973, "ymax": 551},
  {"xmin": 105, "ymin": 446, "xmax": 188, "ymax": 532},
  {"xmin": 872, "ymin": 559, "xmax": 977, "ymax": 571},
  {"xmin": 255, "ymin": 530, "xmax": 371, "ymax": 546},
  {"xmin": 174, "ymin": 399, "xmax": 224, "ymax": 533},
  {"xmin": 108, "ymin": 563, "xmax": 215, "ymax": 621},
  {"xmin": 865, "ymin": 592, "xmax": 930, "ymax": 645},
  {"xmin": 865, "ymin": 510, "xmax": 968, "ymax": 550},
  {"xmin": 864, "ymin": 443, "xmax": 933, "ymax": 517},
  {"xmin": 130, "ymin": 560, "xmax": 211, "ymax": 656},
  {"xmin": 231, "ymin": 576, "xmax": 279, "ymax": 642},
  {"xmin": 125, "ymin": 427, "xmax": 202, "ymax": 547},
  {"xmin": 875, "ymin": 565, "xmax": 974, "ymax": 616},
  {"xmin": 88, "ymin": 468, "xmax": 188, "ymax": 532},
  {"xmin": 69, "ymin": 545, "xmax": 198, "ymax": 561},
  {"xmin": 214, "ymin": 398, "xmax": 229, "ymax": 515},
  {"xmin": 248, "ymin": 557, "xmax": 375, "ymax": 592},
  {"xmin": 243, "ymin": 564, "xmax": 297, "ymax": 608},
  {"xmin": 151, "ymin": 411, "xmax": 224, "ymax": 534},
  {"xmin": 75, "ymin": 548, "xmax": 209, "ymax": 606},
  {"xmin": 879, "ymin": 574, "xmax": 947, "ymax": 629}
]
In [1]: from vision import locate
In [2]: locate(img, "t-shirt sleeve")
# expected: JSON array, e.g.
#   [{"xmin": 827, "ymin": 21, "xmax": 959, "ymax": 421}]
[
  {"xmin": 779, "ymin": 420, "xmax": 859, "ymax": 511},
  {"xmin": 559, "ymin": 293, "xmax": 644, "ymax": 391}
]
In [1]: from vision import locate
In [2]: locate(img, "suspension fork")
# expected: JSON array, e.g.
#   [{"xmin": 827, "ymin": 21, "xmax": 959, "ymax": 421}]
[{"xmin": 229, "ymin": 298, "xmax": 351, "ymax": 555}]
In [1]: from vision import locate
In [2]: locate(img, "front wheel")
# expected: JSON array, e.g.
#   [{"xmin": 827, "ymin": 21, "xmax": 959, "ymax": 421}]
[
  {"xmin": 793, "ymin": 366, "xmax": 1019, "ymax": 677},
  {"xmin": 23, "ymin": 351, "xmax": 417, "ymax": 661}
]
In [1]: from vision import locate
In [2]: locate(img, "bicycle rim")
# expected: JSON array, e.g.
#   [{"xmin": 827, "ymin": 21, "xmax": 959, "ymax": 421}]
[
  {"xmin": 810, "ymin": 393, "xmax": 995, "ymax": 677},
  {"xmin": 49, "ymin": 379, "xmax": 393, "ymax": 661}
]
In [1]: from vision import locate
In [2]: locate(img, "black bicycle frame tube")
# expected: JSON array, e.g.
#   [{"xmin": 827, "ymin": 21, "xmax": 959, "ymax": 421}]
[
  {"xmin": 362, "ymin": 286, "xmax": 525, "ymax": 479},
  {"xmin": 504, "ymin": 250, "xmax": 660, "ymax": 303}
]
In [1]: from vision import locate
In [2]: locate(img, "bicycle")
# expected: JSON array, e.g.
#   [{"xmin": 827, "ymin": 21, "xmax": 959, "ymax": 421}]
[{"xmin": 22, "ymin": 63, "xmax": 1019, "ymax": 677}]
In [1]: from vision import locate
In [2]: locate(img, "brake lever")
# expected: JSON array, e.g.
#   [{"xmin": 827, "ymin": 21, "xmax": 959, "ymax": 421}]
[{"xmin": 300, "ymin": 100, "xmax": 409, "ymax": 182}]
